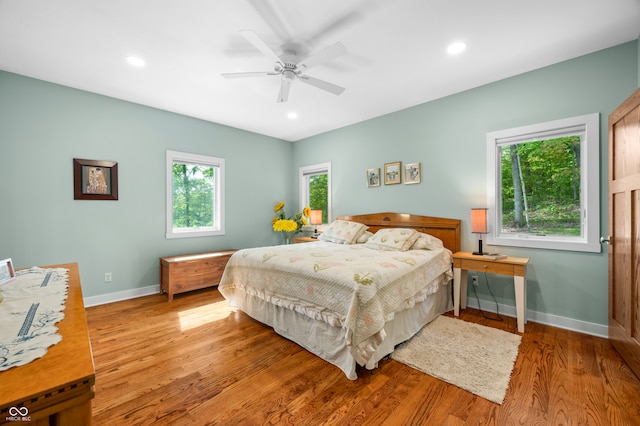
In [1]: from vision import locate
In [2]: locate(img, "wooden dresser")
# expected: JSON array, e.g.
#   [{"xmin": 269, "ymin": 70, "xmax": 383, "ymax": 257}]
[
  {"xmin": 160, "ymin": 250, "xmax": 237, "ymax": 301},
  {"xmin": 0, "ymin": 263, "xmax": 95, "ymax": 425}
]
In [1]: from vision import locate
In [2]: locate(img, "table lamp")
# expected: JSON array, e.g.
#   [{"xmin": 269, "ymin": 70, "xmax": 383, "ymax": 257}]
[
  {"xmin": 310, "ymin": 210, "xmax": 323, "ymax": 237},
  {"xmin": 471, "ymin": 208, "xmax": 487, "ymax": 255}
]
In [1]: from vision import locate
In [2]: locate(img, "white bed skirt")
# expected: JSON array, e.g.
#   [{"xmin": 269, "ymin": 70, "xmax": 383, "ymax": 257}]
[{"xmin": 224, "ymin": 282, "xmax": 453, "ymax": 380}]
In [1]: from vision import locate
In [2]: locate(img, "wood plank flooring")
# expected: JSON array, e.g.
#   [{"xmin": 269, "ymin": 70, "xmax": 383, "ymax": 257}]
[{"xmin": 86, "ymin": 288, "xmax": 640, "ymax": 425}]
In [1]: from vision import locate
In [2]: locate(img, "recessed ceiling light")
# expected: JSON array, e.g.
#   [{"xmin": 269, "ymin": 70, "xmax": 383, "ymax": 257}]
[
  {"xmin": 287, "ymin": 112, "xmax": 298, "ymax": 120},
  {"xmin": 126, "ymin": 56, "xmax": 146, "ymax": 67},
  {"xmin": 447, "ymin": 42, "xmax": 467, "ymax": 55}
]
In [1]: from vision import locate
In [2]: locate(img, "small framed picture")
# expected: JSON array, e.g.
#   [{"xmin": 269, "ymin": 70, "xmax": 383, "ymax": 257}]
[
  {"xmin": 384, "ymin": 162, "xmax": 401, "ymax": 185},
  {"xmin": 73, "ymin": 158, "xmax": 119, "ymax": 200},
  {"xmin": 0, "ymin": 258, "xmax": 16, "ymax": 285},
  {"xmin": 404, "ymin": 162, "xmax": 421, "ymax": 184},
  {"xmin": 366, "ymin": 168, "xmax": 380, "ymax": 187}
]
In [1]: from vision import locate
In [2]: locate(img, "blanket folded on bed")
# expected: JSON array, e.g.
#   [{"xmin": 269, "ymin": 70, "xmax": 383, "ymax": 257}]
[{"xmin": 218, "ymin": 242, "xmax": 452, "ymax": 365}]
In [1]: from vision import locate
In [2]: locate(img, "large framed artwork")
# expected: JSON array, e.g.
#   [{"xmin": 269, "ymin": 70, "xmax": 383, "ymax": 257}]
[
  {"xmin": 384, "ymin": 161, "xmax": 401, "ymax": 185},
  {"xmin": 73, "ymin": 158, "xmax": 119, "ymax": 200}
]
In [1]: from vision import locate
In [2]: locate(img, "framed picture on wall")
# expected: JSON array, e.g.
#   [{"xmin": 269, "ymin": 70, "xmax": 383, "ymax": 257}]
[
  {"xmin": 366, "ymin": 168, "xmax": 380, "ymax": 187},
  {"xmin": 73, "ymin": 158, "xmax": 119, "ymax": 200},
  {"xmin": 384, "ymin": 161, "xmax": 401, "ymax": 185},
  {"xmin": 0, "ymin": 258, "xmax": 16, "ymax": 285},
  {"xmin": 404, "ymin": 162, "xmax": 421, "ymax": 184}
]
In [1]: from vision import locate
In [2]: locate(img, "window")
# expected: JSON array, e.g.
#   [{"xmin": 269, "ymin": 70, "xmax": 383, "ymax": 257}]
[
  {"xmin": 299, "ymin": 162, "xmax": 331, "ymax": 224},
  {"xmin": 166, "ymin": 150, "xmax": 225, "ymax": 239},
  {"xmin": 486, "ymin": 113, "xmax": 600, "ymax": 252}
]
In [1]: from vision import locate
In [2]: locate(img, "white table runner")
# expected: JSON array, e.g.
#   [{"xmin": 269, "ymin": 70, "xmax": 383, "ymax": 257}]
[{"xmin": 0, "ymin": 267, "xmax": 69, "ymax": 371}]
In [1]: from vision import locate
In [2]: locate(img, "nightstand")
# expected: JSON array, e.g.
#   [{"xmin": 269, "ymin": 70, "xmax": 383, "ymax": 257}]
[
  {"xmin": 452, "ymin": 251, "xmax": 529, "ymax": 333},
  {"xmin": 293, "ymin": 236, "xmax": 319, "ymax": 244}
]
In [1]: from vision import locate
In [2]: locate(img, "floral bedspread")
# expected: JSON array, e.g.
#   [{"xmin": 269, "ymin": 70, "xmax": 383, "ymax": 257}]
[{"xmin": 218, "ymin": 241, "xmax": 452, "ymax": 364}]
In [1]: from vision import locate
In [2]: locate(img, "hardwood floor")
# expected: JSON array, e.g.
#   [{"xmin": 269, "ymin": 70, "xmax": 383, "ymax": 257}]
[{"xmin": 86, "ymin": 288, "xmax": 640, "ymax": 425}]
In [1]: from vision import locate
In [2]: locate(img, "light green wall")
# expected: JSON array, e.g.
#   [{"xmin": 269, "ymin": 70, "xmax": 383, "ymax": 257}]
[
  {"xmin": 0, "ymin": 71, "xmax": 292, "ymax": 297},
  {"xmin": 293, "ymin": 41, "xmax": 639, "ymax": 327},
  {"xmin": 1, "ymin": 41, "xmax": 637, "ymax": 327}
]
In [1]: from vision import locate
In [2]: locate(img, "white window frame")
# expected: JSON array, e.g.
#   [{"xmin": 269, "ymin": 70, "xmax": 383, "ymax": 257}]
[
  {"xmin": 486, "ymin": 113, "xmax": 600, "ymax": 253},
  {"xmin": 166, "ymin": 150, "xmax": 225, "ymax": 239},
  {"xmin": 299, "ymin": 162, "xmax": 332, "ymax": 224}
]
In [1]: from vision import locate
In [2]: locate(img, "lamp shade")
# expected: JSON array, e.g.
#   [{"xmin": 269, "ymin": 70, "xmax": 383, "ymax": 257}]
[
  {"xmin": 310, "ymin": 210, "xmax": 323, "ymax": 225},
  {"xmin": 471, "ymin": 208, "xmax": 488, "ymax": 234}
]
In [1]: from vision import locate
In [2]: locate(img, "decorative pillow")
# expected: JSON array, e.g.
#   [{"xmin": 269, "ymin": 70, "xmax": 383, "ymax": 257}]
[
  {"xmin": 364, "ymin": 228, "xmax": 420, "ymax": 251},
  {"xmin": 356, "ymin": 231, "xmax": 374, "ymax": 244},
  {"xmin": 318, "ymin": 220, "xmax": 368, "ymax": 244},
  {"xmin": 410, "ymin": 232, "xmax": 445, "ymax": 250}
]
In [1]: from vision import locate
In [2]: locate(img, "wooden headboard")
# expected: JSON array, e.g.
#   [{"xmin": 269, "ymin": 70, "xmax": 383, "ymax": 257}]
[{"xmin": 336, "ymin": 212, "xmax": 461, "ymax": 253}]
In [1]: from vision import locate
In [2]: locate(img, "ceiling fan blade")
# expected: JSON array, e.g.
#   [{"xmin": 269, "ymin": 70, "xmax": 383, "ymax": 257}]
[
  {"xmin": 298, "ymin": 42, "xmax": 347, "ymax": 70},
  {"xmin": 239, "ymin": 30, "xmax": 283, "ymax": 66},
  {"xmin": 277, "ymin": 78, "xmax": 292, "ymax": 103},
  {"xmin": 306, "ymin": 11, "xmax": 363, "ymax": 46},
  {"xmin": 298, "ymin": 75, "xmax": 345, "ymax": 96},
  {"xmin": 246, "ymin": 0, "xmax": 292, "ymax": 42},
  {"xmin": 221, "ymin": 71, "xmax": 278, "ymax": 79},
  {"xmin": 305, "ymin": 0, "xmax": 382, "ymax": 46}
]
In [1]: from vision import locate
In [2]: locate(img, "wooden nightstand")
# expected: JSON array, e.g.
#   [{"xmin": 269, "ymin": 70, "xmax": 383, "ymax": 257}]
[
  {"xmin": 293, "ymin": 236, "xmax": 319, "ymax": 244},
  {"xmin": 452, "ymin": 251, "xmax": 529, "ymax": 333}
]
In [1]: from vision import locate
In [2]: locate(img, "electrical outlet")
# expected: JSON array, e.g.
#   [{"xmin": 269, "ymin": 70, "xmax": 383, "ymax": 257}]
[
  {"xmin": 471, "ymin": 275, "xmax": 479, "ymax": 286},
  {"xmin": 104, "ymin": 272, "xmax": 112, "ymax": 283}
]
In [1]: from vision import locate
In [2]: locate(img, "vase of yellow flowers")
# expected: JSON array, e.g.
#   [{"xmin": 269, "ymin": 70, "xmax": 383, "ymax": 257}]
[{"xmin": 272, "ymin": 201, "xmax": 310, "ymax": 244}]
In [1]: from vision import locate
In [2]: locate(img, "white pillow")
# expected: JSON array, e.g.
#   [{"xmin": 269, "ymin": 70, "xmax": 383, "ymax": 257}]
[
  {"xmin": 410, "ymin": 232, "xmax": 445, "ymax": 250},
  {"xmin": 364, "ymin": 228, "xmax": 420, "ymax": 251},
  {"xmin": 318, "ymin": 220, "xmax": 368, "ymax": 244},
  {"xmin": 356, "ymin": 231, "xmax": 374, "ymax": 244}
]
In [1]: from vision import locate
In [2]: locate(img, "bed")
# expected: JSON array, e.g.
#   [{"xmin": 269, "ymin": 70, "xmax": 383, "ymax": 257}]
[{"xmin": 218, "ymin": 212, "xmax": 461, "ymax": 379}]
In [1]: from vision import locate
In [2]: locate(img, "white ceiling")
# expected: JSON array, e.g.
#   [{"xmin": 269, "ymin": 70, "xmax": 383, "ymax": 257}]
[{"xmin": 1, "ymin": 0, "xmax": 639, "ymax": 142}]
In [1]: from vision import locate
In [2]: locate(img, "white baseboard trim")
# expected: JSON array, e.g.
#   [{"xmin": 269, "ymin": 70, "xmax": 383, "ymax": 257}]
[
  {"xmin": 84, "ymin": 284, "xmax": 161, "ymax": 308},
  {"xmin": 84, "ymin": 285, "xmax": 608, "ymax": 338},
  {"xmin": 465, "ymin": 298, "xmax": 608, "ymax": 338}
]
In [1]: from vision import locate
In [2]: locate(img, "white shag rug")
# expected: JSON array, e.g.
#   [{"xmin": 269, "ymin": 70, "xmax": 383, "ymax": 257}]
[{"xmin": 391, "ymin": 315, "xmax": 521, "ymax": 404}]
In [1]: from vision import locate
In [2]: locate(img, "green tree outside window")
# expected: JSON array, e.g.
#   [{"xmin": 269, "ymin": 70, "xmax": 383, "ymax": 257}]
[{"xmin": 500, "ymin": 136, "xmax": 581, "ymax": 236}]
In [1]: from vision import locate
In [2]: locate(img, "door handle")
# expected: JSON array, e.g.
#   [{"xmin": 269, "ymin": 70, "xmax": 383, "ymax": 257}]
[{"xmin": 600, "ymin": 236, "xmax": 611, "ymax": 244}]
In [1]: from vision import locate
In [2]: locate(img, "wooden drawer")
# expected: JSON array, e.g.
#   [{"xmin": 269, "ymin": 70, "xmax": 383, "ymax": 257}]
[
  {"xmin": 459, "ymin": 258, "xmax": 516, "ymax": 275},
  {"xmin": 453, "ymin": 253, "xmax": 528, "ymax": 277},
  {"xmin": 160, "ymin": 250, "xmax": 236, "ymax": 301},
  {"xmin": 293, "ymin": 236, "xmax": 319, "ymax": 244}
]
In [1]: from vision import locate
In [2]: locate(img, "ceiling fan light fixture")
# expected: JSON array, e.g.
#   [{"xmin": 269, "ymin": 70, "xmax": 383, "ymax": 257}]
[
  {"xmin": 287, "ymin": 112, "xmax": 298, "ymax": 120},
  {"xmin": 447, "ymin": 41, "xmax": 467, "ymax": 55}
]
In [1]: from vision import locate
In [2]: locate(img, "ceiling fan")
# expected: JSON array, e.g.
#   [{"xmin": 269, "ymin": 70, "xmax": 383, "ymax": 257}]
[{"xmin": 221, "ymin": 30, "xmax": 347, "ymax": 103}]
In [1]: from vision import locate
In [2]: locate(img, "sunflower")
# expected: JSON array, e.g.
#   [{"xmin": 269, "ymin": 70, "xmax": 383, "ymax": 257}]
[
  {"xmin": 273, "ymin": 219, "xmax": 298, "ymax": 233},
  {"xmin": 271, "ymin": 201, "xmax": 311, "ymax": 237}
]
